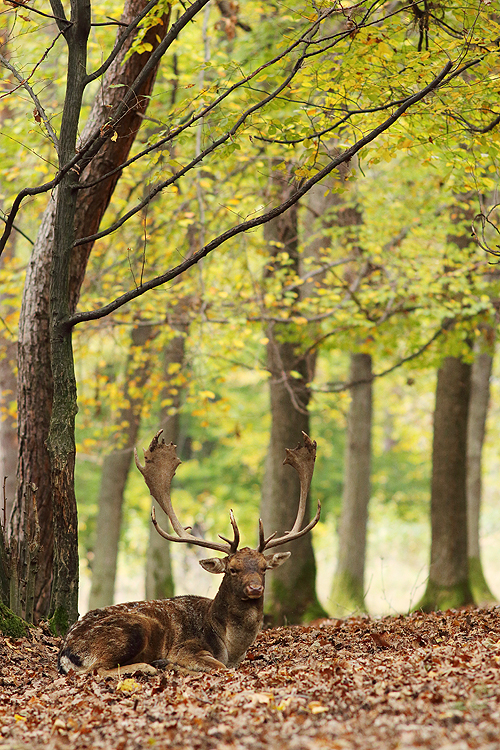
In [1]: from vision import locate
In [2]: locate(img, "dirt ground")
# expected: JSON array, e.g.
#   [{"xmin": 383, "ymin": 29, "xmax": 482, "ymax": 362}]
[{"xmin": 1, "ymin": 607, "xmax": 500, "ymax": 750}]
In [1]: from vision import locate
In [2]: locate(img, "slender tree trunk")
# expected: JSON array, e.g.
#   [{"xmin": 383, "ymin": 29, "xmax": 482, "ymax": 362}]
[
  {"xmin": 330, "ymin": 353, "xmax": 372, "ymax": 615},
  {"xmin": 467, "ymin": 348, "xmax": 496, "ymax": 603},
  {"xmin": 260, "ymin": 169, "xmax": 325, "ymax": 625},
  {"xmin": 418, "ymin": 356, "xmax": 474, "ymax": 611},
  {"xmin": 89, "ymin": 323, "xmax": 155, "ymax": 609},
  {"xmin": 0, "ymin": 335, "xmax": 17, "ymax": 523},
  {"xmin": 145, "ymin": 333, "xmax": 186, "ymax": 600},
  {"xmin": 144, "ymin": 237, "xmax": 194, "ymax": 599},
  {"xmin": 0, "ymin": 21, "xmax": 18, "ymax": 523},
  {"xmin": 45, "ymin": 0, "xmax": 92, "ymax": 633},
  {"xmin": 11, "ymin": 0, "xmax": 172, "ymax": 624},
  {"xmin": 303, "ymin": 163, "xmax": 370, "ymax": 617}
]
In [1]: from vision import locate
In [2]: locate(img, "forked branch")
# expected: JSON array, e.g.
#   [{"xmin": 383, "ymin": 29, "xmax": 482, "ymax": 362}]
[
  {"xmin": 259, "ymin": 432, "xmax": 321, "ymax": 551},
  {"xmin": 134, "ymin": 430, "xmax": 239, "ymax": 554}
]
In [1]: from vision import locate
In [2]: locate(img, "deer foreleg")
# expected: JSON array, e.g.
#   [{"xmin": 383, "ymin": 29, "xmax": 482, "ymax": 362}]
[{"xmin": 169, "ymin": 641, "xmax": 228, "ymax": 671}]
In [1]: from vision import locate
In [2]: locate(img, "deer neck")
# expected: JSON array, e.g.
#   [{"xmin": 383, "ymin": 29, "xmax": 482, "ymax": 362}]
[
  {"xmin": 212, "ymin": 574, "xmax": 264, "ymax": 623},
  {"xmin": 209, "ymin": 574, "xmax": 264, "ymax": 664}
]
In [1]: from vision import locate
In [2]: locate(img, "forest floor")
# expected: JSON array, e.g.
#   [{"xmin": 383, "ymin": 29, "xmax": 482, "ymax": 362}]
[{"xmin": 1, "ymin": 607, "xmax": 500, "ymax": 750}]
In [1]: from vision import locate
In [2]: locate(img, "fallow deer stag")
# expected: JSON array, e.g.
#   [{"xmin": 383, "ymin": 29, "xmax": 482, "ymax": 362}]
[{"xmin": 58, "ymin": 430, "xmax": 320, "ymax": 675}]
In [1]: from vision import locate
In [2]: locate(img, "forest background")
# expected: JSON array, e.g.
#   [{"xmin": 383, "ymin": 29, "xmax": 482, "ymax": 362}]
[{"xmin": 0, "ymin": 0, "xmax": 499, "ymax": 633}]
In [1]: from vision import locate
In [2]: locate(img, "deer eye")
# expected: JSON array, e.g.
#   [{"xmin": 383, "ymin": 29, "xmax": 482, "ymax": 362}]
[{"xmin": 228, "ymin": 567, "xmax": 238, "ymax": 575}]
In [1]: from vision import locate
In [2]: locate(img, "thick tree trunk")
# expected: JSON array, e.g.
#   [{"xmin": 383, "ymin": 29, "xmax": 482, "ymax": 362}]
[
  {"xmin": 467, "ymin": 349, "xmax": 496, "ymax": 603},
  {"xmin": 418, "ymin": 196, "xmax": 479, "ymax": 613},
  {"xmin": 12, "ymin": 207, "xmax": 55, "ymax": 620},
  {"xmin": 11, "ymin": 0, "xmax": 172, "ymax": 623},
  {"xmin": 260, "ymin": 170, "xmax": 325, "ymax": 625},
  {"xmin": 330, "ymin": 353, "xmax": 372, "ymax": 615},
  {"xmin": 418, "ymin": 356, "xmax": 474, "ymax": 611},
  {"xmin": 89, "ymin": 323, "xmax": 155, "ymax": 609}
]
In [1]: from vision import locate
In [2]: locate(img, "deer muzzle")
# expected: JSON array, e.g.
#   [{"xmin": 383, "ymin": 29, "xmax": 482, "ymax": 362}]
[{"xmin": 243, "ymin": 583, "xmax": 264, "ymax": 599}]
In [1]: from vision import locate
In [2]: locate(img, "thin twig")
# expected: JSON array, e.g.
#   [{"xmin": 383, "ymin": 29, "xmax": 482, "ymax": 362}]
[{"xmin": 0, "ymin": 54, "xmax": 59, "ymax": 151}]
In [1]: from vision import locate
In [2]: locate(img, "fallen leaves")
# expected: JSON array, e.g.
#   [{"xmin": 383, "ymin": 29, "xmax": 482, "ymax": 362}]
[{"xmin": 1, "ymin": 608, "xmax": 500, "ymax": 749}]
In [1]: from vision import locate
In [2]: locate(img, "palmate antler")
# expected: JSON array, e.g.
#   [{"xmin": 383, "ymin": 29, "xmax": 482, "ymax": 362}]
[
  {"xmin": 134, "ymin": 430, "xmax": 239, "ymax": 554},
  {"xmin": 135, "ymin": 430, "xmax": 320, "ymax": 557},
  {"xmin": 258, "ymin": 432, "xmax": 321, "ymax": 552}
]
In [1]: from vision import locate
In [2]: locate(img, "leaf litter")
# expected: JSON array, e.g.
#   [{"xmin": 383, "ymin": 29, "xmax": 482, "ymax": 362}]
[{"xmin": 1, "ymin": 607, "xmax": 500, "ymax": 749}]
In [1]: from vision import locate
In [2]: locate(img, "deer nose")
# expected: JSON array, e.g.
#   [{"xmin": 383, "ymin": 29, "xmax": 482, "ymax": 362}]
[{"xmin": 244, "ymin": 583, "xmax": 264, "ymax": 599}]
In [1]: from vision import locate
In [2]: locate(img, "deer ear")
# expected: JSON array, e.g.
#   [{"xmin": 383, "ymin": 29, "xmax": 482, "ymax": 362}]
[
  {"xmin": 264, "ymin": 551, "xmax": 291, "ymax": 569},
  {"xmin": 199, "ymin": 557, "xmax": 227, "ymax": 574}
]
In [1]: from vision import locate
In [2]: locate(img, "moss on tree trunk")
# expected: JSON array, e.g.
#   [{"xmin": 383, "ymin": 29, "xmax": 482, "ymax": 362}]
[
  {"xmin": 0, "ymin": 603, "xmax": 30, "ymax": 638},
  {"xmin": 468, "ymin": 557, "xmax": 496, "ymax": 606},
  {"xmin": 330, "ymin": 569, "xmax": 367, "ymax": 616}
]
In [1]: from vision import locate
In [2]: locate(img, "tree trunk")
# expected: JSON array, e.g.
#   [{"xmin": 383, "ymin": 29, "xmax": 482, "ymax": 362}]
[
  {"xmin": 11, "ymin": 0, "xmax": 172, "ymax": 623},
  {"xmin": 303, "ymin": 162, "xmax": 369, "ymax": 617},
  {"xmin": 418, "ymin": 356, "xmax": 474, "ymax": 611},
  {"xmin": 0, "ymin": 22, "xmax": 18, "ymax": 525},
  {"xmin": 418, "ymin": 195, "xmax": 479, "ymax": 613},
  {"xmin": 89, "ymin": 323, "xmax": 155, "ymax": 609},
  {"xmin": 145, "ymin": 237, "xmax": 194, "ymax": 599},
  {"xmin": 467, "ymin": 349, "xmax": 496, "ymax": 603},
  {"xmin": 0, "ymin": 331, "xmax": 18, "ymax": 524},
  {"xmin": 330, "ymin": 353, "xmax": 372, "ymax": 615},
  {"xmin": 144, "ymin": 352, "xmax": 185, "ymax": 601},
  {"xmin": 260, "ymin": 169, "xmax": 325, "ymax": 625}
]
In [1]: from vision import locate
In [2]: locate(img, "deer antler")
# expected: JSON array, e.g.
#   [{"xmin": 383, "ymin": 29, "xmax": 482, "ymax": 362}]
[
  {"xmin": 135, "ymin": 430, "xmax": 239, "ymax": 554},
  {"xmin": 258, "ymin": 432, "xmax": 321, "ymax": 552}
]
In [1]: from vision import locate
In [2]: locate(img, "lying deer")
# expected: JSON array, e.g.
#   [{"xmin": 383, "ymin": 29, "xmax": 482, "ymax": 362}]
[{"xmin": 58, "ymin": 430, "xmax": 320, "ymax": 675}]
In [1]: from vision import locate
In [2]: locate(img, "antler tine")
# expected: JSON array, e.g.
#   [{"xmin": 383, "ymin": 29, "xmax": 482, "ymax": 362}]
[
  {"xmin": 258, "ymin": 518, "xmax": 277, "ymax": 553},
  {"xmin": 259, "ymin": 432, "xmax": 321, "ymax": 552},
  {"xmin": 217, "ymin": 509, "xmax": 240, "ymax": 553},
  {"xmin": 136, "ymin": 430, "xmax": 234, "ymax": 555}
]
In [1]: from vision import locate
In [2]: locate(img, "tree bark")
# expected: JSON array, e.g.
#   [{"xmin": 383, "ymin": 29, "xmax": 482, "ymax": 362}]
[
  {"xmin": 11, "ymin": 0, "xmax": 172, "ymax": 623},
  {"xmin": 418, "ymin": 356, "xmax": 474, "ymax": 611},
  {"xmin": 89, "ymin": 323, "xmax": 155, "ymax": 609},
  {"xmin": 330, "ymin": 353, "xmax": 372, "ymax": 615},
  {"xmin": 260, "ymin": 169, "xmax": 325, "ymax": 625},
  {"xmin": 467, "ymin": 348, "xmax": 496, "ymax": 603}
]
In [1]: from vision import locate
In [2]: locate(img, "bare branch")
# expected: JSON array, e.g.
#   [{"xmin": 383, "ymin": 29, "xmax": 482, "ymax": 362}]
[
  {"xmin": 4, "ymin": 0, "xmax": 70, "ymax": 24},
  {"xmin": 49, "ymin": 0, "xmax": 69, "ymax": 32},
  {"xmin": 473, "ymin": 207, "xmax": 500, "ymax": 258},
  {"xmin": 455, "ymin": 112, "xmax": 500, "ymax": 135},
  {"xmin": 0, "ymin": 214, "xmax": 33, "ymax": 245}
]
